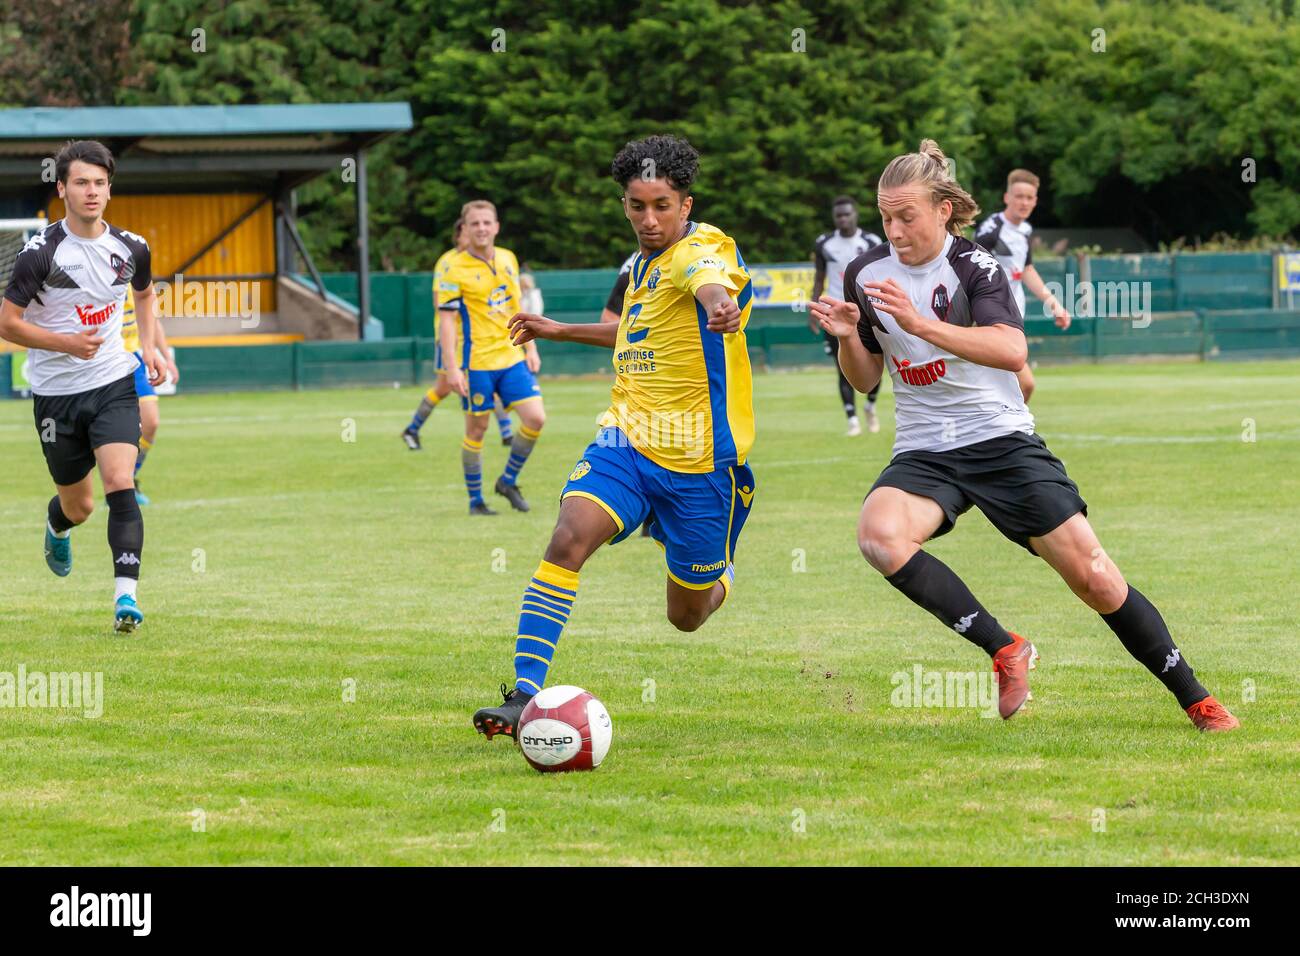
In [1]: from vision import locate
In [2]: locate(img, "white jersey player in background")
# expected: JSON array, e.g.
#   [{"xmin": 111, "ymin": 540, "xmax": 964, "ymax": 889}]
[
  {"xmin": 973, "ymin": 169, "xmax": 1070, "ymax": 402},
  {"xmin": 810, "ymin": 139, "xmax": 1238, "ymax": 733},
  {"xmin": 811, "ymin": 196, "xmax": 883, "ymax": 435}
]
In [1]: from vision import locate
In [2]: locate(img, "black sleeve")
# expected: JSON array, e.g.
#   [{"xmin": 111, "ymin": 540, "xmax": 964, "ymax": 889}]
[
  {"xmin": 959, "ymin": 246, "xmax": 1023, "ymax": 330},
  {"xmin": 604, "ymin": 269, "xmax": 630, "ymax": 314},
  {"xmin": 845, "ymin": 273, "xmax": 883, "ymax": 354},
  {"xmin": 2, "ymin": 237, "xmax": 52, "ymax": 308},
  {"xmin": 972, "ymin": 216, "xmax": 1000, "ymax": 252},
  {"xmin": 126, "ymin": 235, "xmax": 152, "ymax": 291},
  {"xmin": 1024, "ymin": 241, "xmax": 1033, "ymax": 267},
  {"xmin": 812, "ymin": 236, "xmax": 827, "ymax": 273}
]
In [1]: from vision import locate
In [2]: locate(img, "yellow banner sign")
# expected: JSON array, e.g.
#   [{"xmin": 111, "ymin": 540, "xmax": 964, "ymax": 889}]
[{"xmin": 749, "ymin": 266, "xmax": 816, "ymax": 308}]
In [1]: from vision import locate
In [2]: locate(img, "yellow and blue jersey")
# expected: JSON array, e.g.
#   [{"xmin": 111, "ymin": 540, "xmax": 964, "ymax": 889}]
[
  {"xmin": 599, "ymin": 221, "xmax": 754, "ymax": 474},
  {"xmin": 435, "ymin": 246, "xmax": 524, "ymax": 371},
  {"xmin": 120, "ymin": 287, "xmax": 140, "ymax": 353},
  {"xmin": 431, "ymin": 247, "xmax": 456, "ymax": 370}
]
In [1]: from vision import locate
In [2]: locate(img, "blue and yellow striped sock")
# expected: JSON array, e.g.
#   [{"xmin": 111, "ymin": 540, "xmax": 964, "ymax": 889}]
[
  {"xmin": 501, "ymin": 423, "xmax": 541, "ymax": 487},
  {"xmin": 514, "ymin": 560, "xmax": 579, "ymax": 694},
  {"xmin": 462, "ymin": 435, "xmax": 484, "ymax": 504},
  {"xmin": 134, "ymin": 437, "xmax": 152, "ymax": 478},
  {"xmin": 409, "ymin": 388, "xmax": 442, "ymax": 431},
  {"xmin": 496, "ymin": 411, "xmax": 514, "ymax": 442}
]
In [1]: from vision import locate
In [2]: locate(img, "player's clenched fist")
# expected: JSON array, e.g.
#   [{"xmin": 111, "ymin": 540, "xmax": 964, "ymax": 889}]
[
  {"xmin": 809, "ymin": 295, "xmax": 860, "ymax": 339},
  {"xmin": 706, "ymin": 297, "xmax": 742, "ymax": 334},
  {"xmin": 508, "ymin": 312, "xmax": 562, "ymax": 345},
  {"xmin": 65, "ymin": 328, "xmax": 105, "ymax": 360}
]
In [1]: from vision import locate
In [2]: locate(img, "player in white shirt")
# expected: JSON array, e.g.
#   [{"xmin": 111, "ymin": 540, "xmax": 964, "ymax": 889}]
[
  {"xmin": 811, "ymin": 197, "xmax": 883, "ymax": 435},
  {"xmin": 973, "ymin": 169, "xmax": 1070, "ymax": 402},
  {"xmin": 810, "ymin": 139, "xmax": 1238, "ymax": 733},
  {"xmin": 0, "ymin": 140, "xmax": 165, "ymax": 633}
]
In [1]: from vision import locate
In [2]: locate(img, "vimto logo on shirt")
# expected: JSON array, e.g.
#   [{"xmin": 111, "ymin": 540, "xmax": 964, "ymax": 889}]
[{"xmin": 75, "ymin": 302, "xmax": 116, "ymax": 327}]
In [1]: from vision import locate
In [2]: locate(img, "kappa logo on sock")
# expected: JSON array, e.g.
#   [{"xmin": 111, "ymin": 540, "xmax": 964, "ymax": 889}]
[
  {"xmin": 1161, "ymin": 647, "xmax": 1181, "ymax": 673},
  {"xmin": 953, "ymin": 611, "xmax": 979, "ymax": 634},
  {"xmin": 115, "ymin": 553, "xmax": 140, "ymax": 566}
]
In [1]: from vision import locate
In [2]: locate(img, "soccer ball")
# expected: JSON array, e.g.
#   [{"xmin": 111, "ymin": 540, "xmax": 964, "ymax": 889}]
[{"xmin": 517, "ymin": 685, "xmax": 612, "ymax": 773}]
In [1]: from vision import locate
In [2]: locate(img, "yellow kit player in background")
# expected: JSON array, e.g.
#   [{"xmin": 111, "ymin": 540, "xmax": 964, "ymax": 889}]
[
  {"xmin": 472, "ymin": 134, "xmax": 755, "ymax": 740},
  {"xmin": 400, "ymin": 217, "xmax": 515, "ymax": 450},
  {"xmin": 438, "ymin": 200, "xmax": 544, "ymax": 515},
  {"xmin": 121, "ymin": 287, "xmax": 178, "ymax": 506}
]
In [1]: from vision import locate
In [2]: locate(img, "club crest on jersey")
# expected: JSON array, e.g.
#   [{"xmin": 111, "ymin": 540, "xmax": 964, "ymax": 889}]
[
  {"xmin": 958, "ymin": 247, "xmax": 1001, "ymax": 283},
  {"xmin": 487, "ymin": 283, "xmax": 512, "ymax": 311},
  {"xmin": 646, "ymin": 267, "xmax": 661, "ymax": 291},
  {"xmin": 569, "ymin": 460, "xmax": 591, "ymax": 481},
  {"xmin": 931, "ymin": 284, "xmax": 950, "ymax": 321},
  {"xmin": 75, "ymin": 302, "xmax": 116, "ymax": 327},
  {"xmin": 109, "ymin": 253, "xmax": 131, "ymax": 282}
]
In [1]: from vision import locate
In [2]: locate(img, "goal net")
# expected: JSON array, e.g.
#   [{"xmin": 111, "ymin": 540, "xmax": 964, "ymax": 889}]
[{"xmin": 0, "ymin": 218, "xmax": 49, "ymax": 293}]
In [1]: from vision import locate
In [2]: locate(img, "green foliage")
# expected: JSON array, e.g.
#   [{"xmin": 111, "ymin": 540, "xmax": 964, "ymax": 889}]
[{"xmin": 3, "ymin": 0, "xmax": 1299, "ymax": 267}]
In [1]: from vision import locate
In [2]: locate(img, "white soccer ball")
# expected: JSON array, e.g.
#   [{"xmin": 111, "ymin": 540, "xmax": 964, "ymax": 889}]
[{"xmin": 517, "ymin": 685, "xmax": 612, "ymax": 773}]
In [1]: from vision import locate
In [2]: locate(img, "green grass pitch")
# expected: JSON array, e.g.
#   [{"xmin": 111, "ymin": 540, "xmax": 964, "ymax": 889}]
[{"xmin": 1, "ymin": 360, "xmax": 1297, "ymax": 865}]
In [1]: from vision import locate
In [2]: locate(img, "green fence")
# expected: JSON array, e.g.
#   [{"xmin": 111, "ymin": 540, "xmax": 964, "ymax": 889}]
[
  {"xmin": 134, "ymin": 309, "xmax": 1297, "ymax": 393},
  {"xmin": 319, "ymin": 249, "xmax": 1287, "ymax": 340}
]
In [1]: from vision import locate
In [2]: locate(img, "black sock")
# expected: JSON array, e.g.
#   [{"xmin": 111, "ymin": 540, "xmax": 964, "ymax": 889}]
[
  {"xmin": 47, "ymin": 496, "xmax": 75, "ymax": 533},
  {"xmin": 1100, "ymin": 586, "xmax": 1207, "ymax": 709},
  {"xmin": 838, "ymin": 370, "xmax": 856, "ymax": 417},
  {"xmin": 885, "ymin": 551, "xmax": 1015, "ymax": 655},
  {"xmin": 106, "ymin": 489, "xmax": 143, "ymax": 580}
]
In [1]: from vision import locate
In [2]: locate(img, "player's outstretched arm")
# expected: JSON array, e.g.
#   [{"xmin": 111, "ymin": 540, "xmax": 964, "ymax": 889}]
[
  {"xmin": 810, "ymin": 295, "xmax": 882, "ymax": 393},
  {"xmin": 0, "ymin": 298, "xmax": 104, "ymax": 358},
  {"xmin": 1022, "ymin": 265, "xmax": 1070, "ymax": 328},
  {"xmin": 694, "ymin": 284, "xmax": 743, "ymax": 334},
  {"xmin": 863, "ymin": 278, "xmax": 1028, "ymax": 372},
  {"xmin": 508, "ymin": 312, "xmax": 619, "ymax": 349}
]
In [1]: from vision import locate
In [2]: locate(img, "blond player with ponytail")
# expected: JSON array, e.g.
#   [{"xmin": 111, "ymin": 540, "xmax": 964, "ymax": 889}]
[{"xmin": 810, "ymin": 140, "xmax": 1239, "ymax": 732}]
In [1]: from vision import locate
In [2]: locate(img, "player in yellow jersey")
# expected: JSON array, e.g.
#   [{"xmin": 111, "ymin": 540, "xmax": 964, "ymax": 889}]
[
  {"xmin": 400, "ymin": 217, "xmax": 515, "ymax": 450},
  {"xmin": 472, "ymin": 135, "xmax": 754, "ymax": 739},
  {"xmin": 121, "ymin": 287, "xmax": 178, "ymax": 506},
  {"xmin": 438, "ymin": 200, "xmax": 543, "ymax": 515}
]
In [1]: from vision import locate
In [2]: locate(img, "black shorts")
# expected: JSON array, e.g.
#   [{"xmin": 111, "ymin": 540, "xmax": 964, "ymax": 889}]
[
  {"xmin": 870, "ymin": 431, "xmax": 1087, "ymax": 555},
  {"xmin": 32, "ymin": 373, "xmax": 141, "ymax": 486}
]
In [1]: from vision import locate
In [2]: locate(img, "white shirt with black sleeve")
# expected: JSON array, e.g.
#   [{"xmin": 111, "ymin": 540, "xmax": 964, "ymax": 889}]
[
  {"xmin": 814, "ymin": 228, "xmax": 883, "ymax": 301},
  {"xmin": 844, "ymin": 234, "xmax": 1034, "ymax": 456},
  {"xmin": 973, "ymin": 212, "xmax": 1032, "ymax": 317},
  {"xmin": 2, "ymin": 218, "xmax": 151, "ymax": 396}
]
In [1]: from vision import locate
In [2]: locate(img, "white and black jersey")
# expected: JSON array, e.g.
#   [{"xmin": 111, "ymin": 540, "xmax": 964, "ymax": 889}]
[
  {"xmin": 844, "ymin": 234, "xmax": 1034, "ymax": 456},
  {"xmin": 603, "ymin": 251, "xmax": 639, "ymax": 315},
  {"xmin": 3, "ymin": 219, "xmax": 151, "ymax": 396},
  {"xmin": 814, "ymin": 228, "xmax": 882, "ymax": 301},
  {"xmin": 973, "ymin": 212, "xmax": 1032, "ymax": 316}
]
